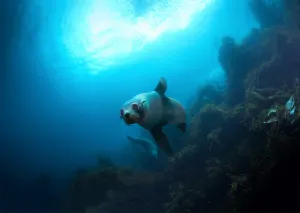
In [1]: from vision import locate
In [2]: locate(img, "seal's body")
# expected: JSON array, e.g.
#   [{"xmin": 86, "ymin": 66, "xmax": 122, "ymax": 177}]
[
  {"xmin": 120, "ymin": 78, "xmax": 186, "ymax": 156},
  {"xmin": 127, "ymin": 135, "xmax": 158, "ymax": 159}
]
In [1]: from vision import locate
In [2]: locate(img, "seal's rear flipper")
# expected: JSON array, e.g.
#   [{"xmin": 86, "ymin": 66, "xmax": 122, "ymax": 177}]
[
  {"xmin": 126, "ymin": 135, "xmax": 135, "ymax": 142},
  {"xmin": 150, "ymin": 126, "xmax": 173, "ymax": 156},
  {"xmin": 177, "ymin": 123, "xmax": 186, "ymax": 133}
]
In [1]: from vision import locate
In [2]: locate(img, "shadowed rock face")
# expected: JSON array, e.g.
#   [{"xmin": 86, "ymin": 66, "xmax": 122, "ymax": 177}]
[
  {"xmin": 245, "ymin": 28, "xmax": 300, "ymax": 90},
  {"xmin": 163, "ymin": 9, "xmax": 300, "ymax": 213},
  {"xmin": 64, "ymin": 166, "xmax": 169, "ymax": 213},
  {"xmin": 164, "ymin": 19, "xmax": 300, "ymax": 212},
  {"xmin": 283, "ymin": 0, "xmax": 300, "ymax": 28},
  {"xmin": 218, "ymin": 29, "xmax": 274, "ymax": 105},
  {"xmin": 219, "ymin": 25, "xmax": 300, "ymax": 106},
  {"xmin": 249, "ymin": 0, "xmax": 285, "ymax": 29}
]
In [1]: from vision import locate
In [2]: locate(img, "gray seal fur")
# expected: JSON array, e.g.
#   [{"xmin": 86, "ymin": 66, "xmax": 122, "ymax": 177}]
[{"xmin": 120, "ymin": 77, "xmax": 186, "ymax": 156}]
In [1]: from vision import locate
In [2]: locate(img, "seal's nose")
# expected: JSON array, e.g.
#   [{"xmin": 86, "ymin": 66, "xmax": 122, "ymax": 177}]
[{"xmin": 124, "ymin": 112, "xmax": 130, "ymax": 119}]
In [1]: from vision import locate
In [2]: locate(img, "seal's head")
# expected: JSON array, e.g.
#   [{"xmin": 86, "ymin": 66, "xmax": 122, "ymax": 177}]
[{"xmin": 120, "ymin": 99, "xmax": 146, "ymax": 125}]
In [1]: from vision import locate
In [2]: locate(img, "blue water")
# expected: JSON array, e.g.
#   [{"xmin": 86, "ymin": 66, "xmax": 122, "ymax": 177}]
[{"xmin": 1, "ymin": 0, "xmax": 259, "ymax": 212}]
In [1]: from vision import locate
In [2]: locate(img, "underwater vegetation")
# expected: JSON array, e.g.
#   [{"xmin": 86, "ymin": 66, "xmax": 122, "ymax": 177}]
[
  {"xmin": 63, "ymin": 1, "xmax": 300, "ymax": 212},
  {"xmin": 63, "ymin": 155, "xmax": 168, "ymax": 213}
]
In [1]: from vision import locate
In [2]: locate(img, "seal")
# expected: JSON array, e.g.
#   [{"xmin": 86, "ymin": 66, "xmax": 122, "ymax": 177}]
[
  {"xmin": 127, "ymin": 135, "xmax": 158, "ymax": 159},
  {"xmin": 120, "ymin": 77, "xmax": 186, "ymax": 156}
]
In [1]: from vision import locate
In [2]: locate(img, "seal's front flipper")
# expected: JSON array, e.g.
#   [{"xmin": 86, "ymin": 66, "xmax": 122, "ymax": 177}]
[
  {"xmin": 177, "ymin": 123, "xmax": 186, "ymax": 133},
  {"xmin": 154, "ymin": 77, "xmax": 167, "ymax": 96},
  {"xmin": 150, "ymin": 126, "xmax": 173, "ymax": 156}
]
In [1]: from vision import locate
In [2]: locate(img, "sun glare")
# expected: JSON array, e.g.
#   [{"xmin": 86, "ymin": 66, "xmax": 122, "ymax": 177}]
[{"xmin": 63, "ymin": 0, "xmax": 213, "ymax": 73}]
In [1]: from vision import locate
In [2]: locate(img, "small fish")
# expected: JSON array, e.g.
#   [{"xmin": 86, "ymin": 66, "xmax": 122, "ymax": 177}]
[{"xmin": 286, "ymin": 95, "xmax": 296, "ymax": 116}]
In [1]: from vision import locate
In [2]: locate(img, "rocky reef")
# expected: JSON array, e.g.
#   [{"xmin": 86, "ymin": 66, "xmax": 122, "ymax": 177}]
[
  {"xmin": 63, "ymin": 1, "xmax": 300, "ymax": 212},
  {"xmin": 63, "ymin": 156, "xmax": 170, "ymax": 213}
]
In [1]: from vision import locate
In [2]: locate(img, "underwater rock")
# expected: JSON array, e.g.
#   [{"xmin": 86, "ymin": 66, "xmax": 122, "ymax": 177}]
[
  {"xmin": 219, "ymin": 25, "xmax": 300, "ymax": 106},
  {"xmin": 96, "ymin": 155, "xmax": 115, "ymax": 168},
  {"xmin": 249, "ymin": 0, "xmax": 285, "ymax": 29},
  {"xmin": 189, "ymin": 84, "xmax": 224, "ymax": 118},
  {"xmin": 245, "ymin": 27, "xmax": 300, "ymax": 90},
  {"xmin": 98, "ymin": 178, "xmax": 169, "ymax": 213},
  {"xmin": 219, "ymin": 28, "xmax": 275, "ymax": 105},
  {"xmin": 63, "ymin": 165, "xmax": 169, "ymax": 213},
  {"xmin": 63, "ymin": 167, "xmax": 129, "ymax": 213},
  {"xmin": 165, "ymin": 77, "xmax": 300, "ymax": 213},
  {"xmin": 283, "ymin": 0, "xmax": 300, "ymax": 29}
]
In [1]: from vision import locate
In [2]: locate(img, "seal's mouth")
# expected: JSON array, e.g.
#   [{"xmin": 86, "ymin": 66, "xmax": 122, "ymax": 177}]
[
  {"xmin": 124, "ymin": 117, "xmax": 135, "ymax": 125},
  {"xmin": 122, "ymin": 113, "xmax": 140, "ymax": 125}
]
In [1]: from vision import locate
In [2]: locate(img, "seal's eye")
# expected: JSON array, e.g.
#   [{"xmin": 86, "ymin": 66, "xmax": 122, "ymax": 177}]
[
  {"xmin": 131, "ymin": 103, "xmax": 139, "ymax": 110},
  {"xmin": 120, "ymin": 109, "xmax": 124, "ymax": 117}
]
